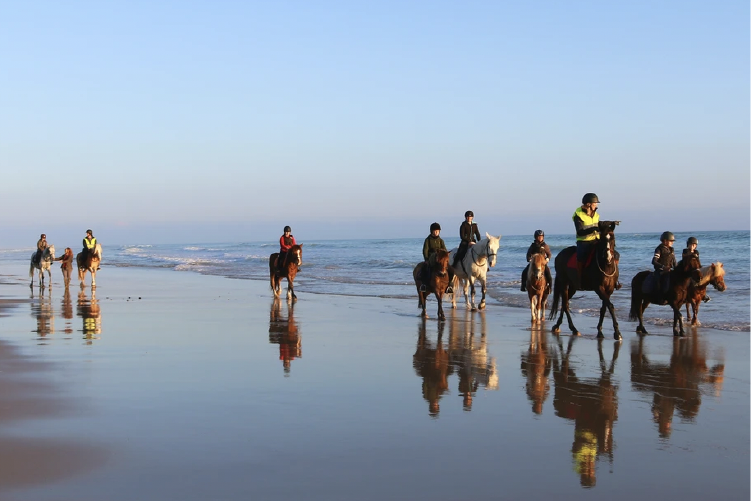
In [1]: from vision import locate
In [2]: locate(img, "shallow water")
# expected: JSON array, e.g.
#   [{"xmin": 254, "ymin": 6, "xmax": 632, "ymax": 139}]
[{"xmin": 0, "ymin": 266, "xmax": 748, "ymax": 500}]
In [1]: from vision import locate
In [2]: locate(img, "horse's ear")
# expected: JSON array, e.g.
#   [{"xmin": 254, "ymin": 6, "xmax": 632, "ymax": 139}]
[{"xmin": 485, "ymin": 232, "xmax": 491, "ymax": 240}]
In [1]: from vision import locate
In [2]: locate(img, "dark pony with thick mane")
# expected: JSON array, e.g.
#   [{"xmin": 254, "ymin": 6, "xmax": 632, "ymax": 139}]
[
  {"xmin": 413, "ymin": 249, "xmax": 451, "ymax": 321},
  {"xmin": 549, "ymin": 221, "xmax": 622, "ymax": 339},
  {"xmin": 269, "ymin": 244, "xmax": 303, "ymax": 300},
  {"xmin": 628, "ymin": 255, "xmax": 701, "ymax": 336}
]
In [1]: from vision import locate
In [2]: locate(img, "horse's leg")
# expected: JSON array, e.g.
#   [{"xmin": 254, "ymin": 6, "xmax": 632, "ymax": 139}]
[
  {"xmin": 477, "ymin": 275, "xmax": 487, "ymax": 310},
  {"xmin": 692, "ymin": 301, "xmax": 700, "ymax": 326},
  {"xmin": 636, "ymin": 300, "xmax": 650, "ymax": 335},
  {"xmin": 436, "ymin": 291, "xmax": 445, "ymax": 321},
  {"xmin": 608, "ymin": 299, "xmax": 621, "ymax": 340},
  {"xmin": 469, "ymin": 277, "xmax": 476, "ymax": 311},
  {"xmin": 673, "ymin": 305, "xmax": 685, "ymax": 336},
  {"xmin": 530, "ymin": 295, "xmax": 536, "ymax": 324},
  {"xmin": 91, "ymin": 268, "xmax": 96, "ymax": 289},
  {"xmin": 562, "ymin": 289, "xmax": 579, "ymax": 336},
  {"xmin": 462, "ymin": 279, "xmax": 470, "ymax": 309}
]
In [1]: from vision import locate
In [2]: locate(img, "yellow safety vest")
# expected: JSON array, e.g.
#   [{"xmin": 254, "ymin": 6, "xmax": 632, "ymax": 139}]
[
  {"xmin": 573, "ymin": 208, "xmax": 600, "ymax": 242},
  {"xmin": 84, "ymin": 237, "xmax": 97, "ymax": 249}
]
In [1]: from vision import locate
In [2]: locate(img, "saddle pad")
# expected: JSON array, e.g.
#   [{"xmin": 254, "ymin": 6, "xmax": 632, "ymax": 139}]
[{"xmin": 566, "ymin": 249, "xmax": 594, "ymax": 269}]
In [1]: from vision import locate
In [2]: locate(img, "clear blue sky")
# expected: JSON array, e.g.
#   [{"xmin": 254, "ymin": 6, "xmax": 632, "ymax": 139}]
[{"xmin": 1, "ymin": 0, "xmax": 748, "ymax": 246}]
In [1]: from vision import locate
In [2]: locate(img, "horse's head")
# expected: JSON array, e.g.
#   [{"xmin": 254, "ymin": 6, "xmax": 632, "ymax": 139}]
[
  {"xmin": 529, "ymin": 253, "xmax": 546, "ymax": 280},
  {"xmin": 434, "ymin": 249, "xmax": 450, "ymax": 276},
  {"xmin": 596, "ymin": 228, "xmax": 617, "ymax": 265},
  {"xmin": 289, "ymin": 244, "xmax": 303, "ymax": 266},
  {"xmin": 709, "ymin": 262, "xmax": 727, "ymax": 292},
  {"xmin": 46, "ymin": 245, "xmax": 55, "ymax": 261},
  {"xmin": 484, "ymin": 232, "xmax": 501, "ymax": 268}
]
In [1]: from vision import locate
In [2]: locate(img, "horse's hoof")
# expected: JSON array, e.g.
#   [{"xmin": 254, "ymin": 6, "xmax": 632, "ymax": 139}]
[
  {"xmin": 614, "ymin": 332, "xmax": 623, "ymax": 341},
  {"xmin": 573, "ymin": 331, "xmax": 581, "ymax": 337},
  {"xmin": 596, "ymin": 332, "xmax": 604, "ymax": 339},
  {"xmin": 552, "ymin": 325, "xmax": 560, "ymax": 334}
]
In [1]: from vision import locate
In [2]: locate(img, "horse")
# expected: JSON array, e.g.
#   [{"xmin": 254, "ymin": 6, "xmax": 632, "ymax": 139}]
[
  {"xmin": 549, "ymin": 221, "xmax": 621, "ymax": 339},
  {"xmin": 685, "ymin": 262, "xmax": 726, "ymax": 326},
  {"xmin": 628, "ymin": 255, "xmax": 701, "ymax": 337},
  {"xmin": 269, "ymin": 244, "xmax": 303, "ymax": 300},
  {"xmin": 526, "ymin": 252, "xmax": 550, "ymax": 325},
  {"xmin": 413, "ymin": 249, "xmax": 451, "ymax": 320},
  {"xmin": 29, "ymin": 245, "xmax": 55, "ymax": 288},
  {"xmin": 448, "ymin": 233, "xmax": 501, "ymax": 311},
  {"xmin": 76, "ymin": 243, "xmax": 102, "ymax": 288}
]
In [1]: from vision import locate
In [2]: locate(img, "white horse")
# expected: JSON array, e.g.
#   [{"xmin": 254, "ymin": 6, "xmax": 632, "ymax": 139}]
[
  {"xmin": 77, "ymin": 243, "xmax": 102, "ymax": 288},
  {"xmin": 29, "ymin": 245, "xmax": 55, "ymax": 288},
  {"xmin": 449, "ymin": 233, "xmax": 501, "ymax": 311}
]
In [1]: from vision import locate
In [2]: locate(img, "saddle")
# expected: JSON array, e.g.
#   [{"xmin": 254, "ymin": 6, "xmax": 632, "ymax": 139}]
[
  {"xmin": 566, "ymin": 247, "xmax": 595, "ymax": 270},
  {"xmin": 642, "ymin": 271, "xmax": 669, "ymax": 296}
]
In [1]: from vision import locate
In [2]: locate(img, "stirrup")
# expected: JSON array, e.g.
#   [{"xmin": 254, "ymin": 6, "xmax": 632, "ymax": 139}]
[
  {"xmin": 703, "ymin": 295, "xmax": 711, "ymax": 303},
  {"xmin": 419, "ymin": 284, "xmax": 427, "ymax": 292},
  {"xmin": 445, "ymin": 286, "xmax": 453, "ymax": 294}
]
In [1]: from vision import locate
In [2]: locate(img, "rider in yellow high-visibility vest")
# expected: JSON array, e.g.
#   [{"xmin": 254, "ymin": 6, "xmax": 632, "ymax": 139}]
[
  {"xmin": 573, "ymin": 193, "xmax": 601, "ymax": 288},
  {"xmin": 82, "ymin": 229, "xmax": 99, "ymax": 269}
]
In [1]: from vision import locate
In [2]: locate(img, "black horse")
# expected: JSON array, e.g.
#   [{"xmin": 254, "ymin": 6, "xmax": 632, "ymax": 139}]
[{"xmin": 549, "ymin": 221, "xmax": 622, "ymax": 339}]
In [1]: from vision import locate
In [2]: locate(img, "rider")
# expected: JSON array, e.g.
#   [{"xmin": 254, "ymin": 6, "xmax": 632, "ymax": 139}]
[
  {"xmin": 453, "ymin": 210, "xmax": 481, "ymax": 268},
  {"xmin": 277, "ymin": 226, "xmax": 296, "ymax": 275},
  {"xmin": 652, "ymin": 231, "xmax": 676, "ymax": 302},
  {"xmin": 421, "ymin": 222, "xmax": 453, "ymax": 294},
  {"xmin": 34, "ymin": 233, "xmax": 48, "ymax": 266},
  {"xmin": 82, "ymin": 229, "xmax": 99, "ymax": 269},
  {"xmin": 683, "ymin": 236, "xmax": 710, "ymax": 303},
  {"xmin": 573, "ymin": 193, "xmax": 601, "ymax": 289},
  {"xmin": 520, "ymin": 229, "xmax": 552, "ymax": 294}
]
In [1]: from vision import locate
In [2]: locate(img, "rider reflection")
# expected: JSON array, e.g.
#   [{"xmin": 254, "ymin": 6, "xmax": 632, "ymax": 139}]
[
  {"xmin": 268, "ymin": 298, "xmax": 301, "ymax": 376},
  {"xmin": 520, "ymin": 330, "xmax": 552, "ymax": 415},
  {"xmin": 30, "ymin": 287, "xmax": 54, "ymax": 339},
  {"xmin": 630, "ymin": 334, "xmax": 725, "ymax": 438},
  {"xmin": 552, "ymin": 337, "xmax": 620, "ymax": 488},
  {"xmin": 61, "ymin": 288, "xmax": 74, "ymax": 334},
  {"xmin": 77, "ymin": 288, "xmax": 101, "ymax": 344},
  {"xmin": 448, "ymin": 310, "xmax": 498, "ymax": 412},
  {"xmin": 413, "ymin": 319, "xmax": 451, "ymax": 417}
]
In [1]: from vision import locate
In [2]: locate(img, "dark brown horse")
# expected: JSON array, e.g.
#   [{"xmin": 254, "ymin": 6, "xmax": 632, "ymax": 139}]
[
  {"xmin": 269, "ymin": 244, "xmax": 303, "ymax": 300},
  {"xmin": 413, "ymin": 249, "xmax": 450, "ymax": 321},
  {"xmin": 685, "ymin": 262, "xmax": 726, "ymax": 326},
  {"xmin": 628, "ymin": 255, "xmax": 701, "ymax": 336},
  {"xmin": 549, "ymin": 221, "xmax": 622, "ymax": 339}
]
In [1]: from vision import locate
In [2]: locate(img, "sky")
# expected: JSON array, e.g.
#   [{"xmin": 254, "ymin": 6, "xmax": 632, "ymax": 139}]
[{"xmin": 1, "ymin": 0, "xmax": 748, "ymax": 246}]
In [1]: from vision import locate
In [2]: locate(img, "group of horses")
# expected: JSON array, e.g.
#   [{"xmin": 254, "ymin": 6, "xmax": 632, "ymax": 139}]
[
  {"xmin": 410, "ymin": 222, "xmax": 727, "ymax": 339},
  {"xmin": 29, "ymin": 244, "xmax": 102, "ymax": 289}
]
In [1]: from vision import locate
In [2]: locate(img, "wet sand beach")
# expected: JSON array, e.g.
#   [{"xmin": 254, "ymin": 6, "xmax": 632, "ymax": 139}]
[{"xmin": 0, "ymin": 263, "xmax": 748, "ymax": 500}]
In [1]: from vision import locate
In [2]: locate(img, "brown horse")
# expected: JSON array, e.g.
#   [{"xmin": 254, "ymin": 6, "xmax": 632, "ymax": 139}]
[
  {"xmin": 527, "ymin": 253, "xmax": 550, "ymax": 324},
  {"xmin": 76, "ymin": 243, "xmax": 102, "ymax": 288},
  {"xmin": 628, "ymin": 256, "xmax": 701, "ymax": 336},
  {"xmin": 269, "ymin": 244, "xmax": 303, "ymax": 300},
  {"xmin": 685, "ymin": 262, "xmax": 726, "ymax": 326},
  {"xmin": 549, "ymin": 221, "xmax": 622, "ymax": 339},
  {"xmin": 413, "ymin": 249, "xmax": 450, "ymax": 320}
]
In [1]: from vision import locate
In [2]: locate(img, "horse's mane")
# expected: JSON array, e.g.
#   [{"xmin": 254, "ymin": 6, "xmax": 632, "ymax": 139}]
[{"xmin": 697, "ymin": 262, "xmax": 725, "ymax": 286}]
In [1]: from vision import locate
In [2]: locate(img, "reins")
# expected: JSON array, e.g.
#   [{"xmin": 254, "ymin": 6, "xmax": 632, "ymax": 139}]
[{"xmin": 595, "ymin": 243, "xmax": 618, "ymax": 277}]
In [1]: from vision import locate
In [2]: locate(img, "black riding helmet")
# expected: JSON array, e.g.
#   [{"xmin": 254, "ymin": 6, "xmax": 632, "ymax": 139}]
[
  {"xmin": 660, "ymin": 231, "xmax": 675, "ymax": 242},
  {"xmin": 284, "ymin": 226, "xmax": 291, "ymax": 233},
  {"xmin": 534, "ymin": 229, "xmax": 544, "ymax": 238},
  {"xmin": 430, "ymin": 222, "xmax": 441, "ymax": 232},
  {"xmin": 582, "ymin": 193, "xmax": 600, "ymax": 205},
  {"xmin": 465, "ymin": 210, "xmax": 474, "ymax": 218},
  {"xmin": 687, "ymin": 237, "xmax": 698, "ymax": 246}
]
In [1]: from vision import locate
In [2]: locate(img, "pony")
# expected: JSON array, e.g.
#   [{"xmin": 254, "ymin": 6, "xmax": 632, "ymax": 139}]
[
  {"xmin": 448, "ymin": 233, "xmax": 501, "ymax": 311},
  {"xmin": 526, "ymin": 252, "xmax": 550, "ymax": 324},
  {"xmin": 29, "ymin": 244, "xmax": 55, "ymax": 288},
  {"xmin": 413, "ymin": 249, "xmax": 451, "ymax": 320},
  {"xmin": 685, "ymin": 262, "xmax": 726, "ymax": 326},
  {"xmin": 549, "ymin": 221, "xmax": 622, "ymax": 339},
  {"xmin": 628, "ymin": 255, "xmax": 701, "ymax": 337},
  {"xmin": 76, "ymin": 244, "xmax": 102, "ymax": 288},
  {"xmin": 269, "ymin": 244, "xmax": 303, "ymax": 300}
]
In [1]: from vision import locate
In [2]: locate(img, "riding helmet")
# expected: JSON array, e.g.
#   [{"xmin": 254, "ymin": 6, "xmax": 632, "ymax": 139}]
[
  {"xmin": 465, "ymin": 210, "xmax": 474, "ymax": 218},
  {"xmin": 534, "ymin": 229, "xmax": 544, "ymax": 238},
  {"xmin": 430, "ymin": 222, "xmax": 441, "ymax": 232},
  {"xmin": 660, "ymin": 231, "xmax": 675, "ymax": 242},
  {"xmin": 687, "ymin": 236, "xmax": 698, "ymax": 246},
  {"xmin": 40, "ymin": 233, "xmax": 46, "ymax": 238},
  {"xmin": 582, "ymin": 193, "xmax": 600, "ymax": 205},
  {"xmin": 283, "ymin": 226, "xmax": 291, "ymax": 233}
]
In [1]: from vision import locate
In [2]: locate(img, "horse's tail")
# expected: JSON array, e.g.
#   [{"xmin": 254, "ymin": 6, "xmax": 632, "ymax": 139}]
[
  {"xmin": 548, "ymin": 273, "xmax": 561, "ymax": 320},
  {"xmin": 629, "ymin": 272, "xmax": 645, "ymax": 322}
]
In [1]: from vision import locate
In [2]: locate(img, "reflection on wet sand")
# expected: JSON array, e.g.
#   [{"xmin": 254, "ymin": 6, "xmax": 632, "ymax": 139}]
[
  {"xmin": 30, "ymin": 287, "xmax": 54, "ymax": 340},
  {"xmin": 630, "ymin": 333, "xmax": 725, "ymax": 438},
  {"xmin": 77, "ymin": 288, "xmax": 102, "ymax": 344},
  {"xmin": 447, "ymin": 310, "xmax": 498, "ymax": 411},
  {"xmin": 413, "ymin": 319, "xmax": 450, "ymax": 417},
  {"xmin": 269, "ymin": 298, "xmax": 301, "ymax": 375},
  {"xmin": 0, "ymin": 340, "xmax": 108, "ymax": 496},
  {"xmin": 61, "ymin": 287, "xmax": 74, "ymax": 334},
  {"xmin": 552, "ymin": 337, "xmax": 620, "ymax": 488},
  {"xmin": 520, "ymin": 330, "xmax": 552, "ymax": 415}
]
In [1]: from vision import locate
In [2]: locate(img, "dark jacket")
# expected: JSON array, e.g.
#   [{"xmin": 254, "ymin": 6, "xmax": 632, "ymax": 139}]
[
  {"xmin": 526, "ymin": 241, "xmax": 552, "ymax": 262},
  {"xmin": 423, "ymin": 235, "xmax": 447, "ymax": 261},
  {"xmin": 682, "ymin": 248, "xmax": 701, "ymax": 267},
  {"xmin": 459, "ymin": 221, "xmax": 481, "ymax": 245},
  {"xmin": 653, "ymin": 244, "xmax": 676, "ymax": 272}
]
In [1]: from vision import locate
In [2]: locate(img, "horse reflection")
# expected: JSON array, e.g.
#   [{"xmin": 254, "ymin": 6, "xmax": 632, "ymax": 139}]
[
  {"xmin": 77, "ymin": 288, "xmax": 101, "ymax": 343},
  {"xmin": 30, "ymin": 287, "xmax": 55, "ymax": 339},
  {"xmin": 552, "ymin": 337, "xmax": 620, "ymax": 488},
  {"xmin": 448, "ymin": 310, "xmax": 498, "ymax": 412},
  {"xmin": 630, "ymin": 334, "xmax": 724, "ymax": 438},
  {"xmin": 413, "ymin": 319, "xmax": 451, "ymax": 417},
  {"xmin": 520, "ymin": 330, "xmax": 552, "ymax": 415},
  {"xmin": 268, "ymin": 299, "xmax": 301, "ymax": 375}
]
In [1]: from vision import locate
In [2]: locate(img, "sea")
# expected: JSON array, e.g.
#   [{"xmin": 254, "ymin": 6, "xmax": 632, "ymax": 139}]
[{"xmin": 4, "ymin": 230, "xmax": 748, "ymax": 332}]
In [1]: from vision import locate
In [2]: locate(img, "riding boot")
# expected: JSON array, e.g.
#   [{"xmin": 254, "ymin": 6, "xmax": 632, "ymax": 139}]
[
  {"xmin": 446, "ymin": 270, "xmax": 454, "ymax": 294},
  {"xmin": 520, "ymin": 266, "xmax": 527, "ymax": 292},
  {"xmin": 544, "ymin": 266, "xmax": 552, "ymax": 294},
  {"xmin": 703, "ymin": 294, "xmax": 711, "ymax": 303}
]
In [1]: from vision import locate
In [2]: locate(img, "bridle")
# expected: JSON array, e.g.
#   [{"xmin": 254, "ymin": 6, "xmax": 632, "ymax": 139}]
[
  {"xmin": 595, "ymin": 236, "xmax": 618, "ymax": 277},
  {"xmin": 470, "ymin": 240, "xmax": 496, "ymax": 267}
]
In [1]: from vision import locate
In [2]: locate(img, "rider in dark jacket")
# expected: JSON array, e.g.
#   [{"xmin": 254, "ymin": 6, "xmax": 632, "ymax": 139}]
[
  {"xmin": 453, "ymin": 210, "xmax": 481, "ymax": 267},
  {"xmin": 34, "ymin": 233, "xmax": 48, "ymax": 265},
  {"xmin": 682, "ymin": 236, "xmax": 710, "ymax": 303},
  {"xmin": 652, "ymin": 231, "xmax": 676, "ymax": 301},
  {"xmin": 520, "ymin": 230, "xmax": 552, "ymax": 294},
  {"xmin": 421, "ymin": 222, "xmax": 453, "ymax": 294}
]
